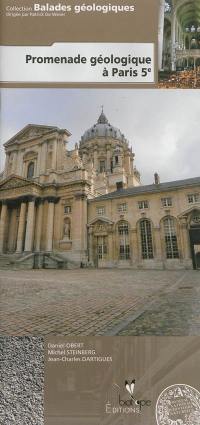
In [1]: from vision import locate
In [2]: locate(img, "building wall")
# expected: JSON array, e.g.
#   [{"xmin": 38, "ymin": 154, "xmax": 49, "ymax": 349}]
[
  {"xmin": 88, "ymin": 186, "xmax": 200, "ymax": 270},
  {"xmin": 1, "ymin": 123, "xmax": 200, "ymax": 270}
]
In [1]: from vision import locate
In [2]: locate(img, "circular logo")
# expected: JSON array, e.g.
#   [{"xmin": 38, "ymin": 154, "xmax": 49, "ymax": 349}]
[{"xmin": 156, "ymin": 384, "xmax": 200, "ymax": 425}]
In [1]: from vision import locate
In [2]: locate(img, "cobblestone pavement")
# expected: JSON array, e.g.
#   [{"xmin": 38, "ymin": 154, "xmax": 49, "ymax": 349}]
[
  {"xmin": 0, "ymin": 269, "xmax": 199, "ymax": 336},
  {"xmin": 118, "ymin": 270, "xmax": 200, "ymax": 335}
]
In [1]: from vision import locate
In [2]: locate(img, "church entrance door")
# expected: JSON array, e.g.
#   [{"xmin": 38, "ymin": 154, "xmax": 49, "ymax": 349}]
[
  {"xmin": 189, "ymin": 226, "xmax": 200, "ymax": 270},
  {"xmin": 96, "ymin": 236, "xmax": 107, "ymax": 268},
  {"xmin": 193, "ymin": 245, "xmax": 200, "ymax": 269}
]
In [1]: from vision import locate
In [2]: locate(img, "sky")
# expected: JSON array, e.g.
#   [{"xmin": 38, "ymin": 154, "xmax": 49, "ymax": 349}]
[{"xmin": 0, "ymin": 88, "xmax": 199, "ymax": 184}]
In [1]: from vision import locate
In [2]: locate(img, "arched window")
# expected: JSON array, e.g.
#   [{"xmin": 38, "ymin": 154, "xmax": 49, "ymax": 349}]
[
  {"xmin": 117, "ymin": 221, "xmax": 130, "ymax": 260},
  {"xmin": 163, "ymin": 217, "xmax": 179, "ymax": 259},
  {"xmin": 27, "ymin": 162, "xmax": 34, "ymax": 179},
  {"xmin": 140, "ymin": 219, "xmax": 154, "ymax": 259}
]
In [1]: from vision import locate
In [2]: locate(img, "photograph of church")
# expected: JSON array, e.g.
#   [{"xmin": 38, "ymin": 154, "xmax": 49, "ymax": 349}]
[
  {"xmin": 158, "ymin": 0, "xmax": 200, "ymax": 88},
  {"xmin": 0, "ymin": 90, "xmax": 200, "ymax": 272}
]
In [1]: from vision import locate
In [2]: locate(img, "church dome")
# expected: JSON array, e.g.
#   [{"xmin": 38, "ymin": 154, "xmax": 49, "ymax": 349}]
[{"xmin": 80, "ymin": 110, "xmax": 128, "ymax": 145}]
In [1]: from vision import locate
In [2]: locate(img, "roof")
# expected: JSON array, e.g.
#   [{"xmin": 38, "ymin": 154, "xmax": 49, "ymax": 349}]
[
  {"xmin": 90, "ymin": 176, "xmax": 200, "ymax": 202},
  {"xmin": 80, "ymin": 110, "xmax": 129, "ymax": 145}
]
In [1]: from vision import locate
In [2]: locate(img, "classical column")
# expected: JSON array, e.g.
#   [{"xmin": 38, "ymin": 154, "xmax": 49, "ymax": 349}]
[
  {"xmin": 52, "ymin": 139, "xmax": 58, "ymax": 170},
  {"xmin": 22, "ymin": 159, "xmax": 26, "ymax": 178},
  {"xmin": 81, "ymin": 194, "xmax": 88, "ymax": 255},
  {"xmin": 106, "ymin": 145, "xmax": 111, "ymax": 171},
  {"xmin": 56, "ymin": 140, "xmax": 61, "ymax": 171},
  {"xmin": 35, "ymin": 199, "xmax": 44, "ymax": 251},
  {"xmin": 88, "ymin": 227, "xmax": 94, "ymax": 263},
  {"xmin": 73, "ymin": 193, "xmax": 87, "ymax": 257},
  {"xmin": 125, "ymin": 152, "xmax": 131, "ymax": 174},
  {"xmin": 24, "ymin": 197, "xmax": 36, "ymax": 252},
  {"xmin": 82, "ymin": 150, "xmax": 88, "ymax": 166},
  {"xmin": 154, "ymin": 226, "xmax": 163, "ymax": 261},
  {"xmin": 16, "ymin": 201, "xmax": 27, "ymax": 253},
  {"xmin": 3, "ymin": 155, "xmax": 10, "ymax": 179},
  {"xmin": 36, "ymin": 148, "xmax": 41, "ymax": 177},
  {"xmin": 93, "ymin": 147, "xmax": 98, "ymax": 170},
  {"xmin": 11, "ymin": 151, "xmax": 18, "ymax": 174},
  {"xmin": 131, "ymin": 229, "xmax": 139, "ymax": 264},
  {"xmin": 0, "ymin": 202, "xmax": 8, "ymax": 253},
  {"xmin": 118, "ymin": 153, "xmax": 123, "ymax": 168},
  {"xmin": 16, "ymin": 150, "xmax": 23, "ymax": 177},
  {"xmin": 107, "ymin": 231, "xmax": 113, "ymax": 262},
  {"xmin": 7, "ymin": 208, "xmax": 17, "ymax": 252},
  {"xmin": 45, "ymin": 198, "xmax": 55, "ymax": 252},
  {"xmin": 158, "ymin": 0, "xmax": 165, "ymax": 70},
  {"xmin": 40, "ymin": 141, "xmax": 47, "ymax": 174},
  {"xmin": 179, "ymin": 218, "xmax": 191, "ymax": 260},
  {"xmin": 171, "ymin": 12, "xmax": 176, "ymax": 71},
  {"xmin": 130, "ymin": 154, "xmax": 134, "ymax": 172}
]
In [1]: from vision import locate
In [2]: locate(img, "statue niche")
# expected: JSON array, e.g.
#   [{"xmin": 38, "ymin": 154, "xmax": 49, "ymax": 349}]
[{"xmin": 63, "ymin": 217, "xmax": 71, "ymax": 240}]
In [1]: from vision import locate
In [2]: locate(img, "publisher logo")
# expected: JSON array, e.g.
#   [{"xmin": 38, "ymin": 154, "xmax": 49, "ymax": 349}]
[
  {"xmin": 106, "ymin": 378, "xmax": 151, "ymax": 416},
  {"xmin": 125, "ymin": 379, "xmax": 136, "ymax": 398},
  {"xmin": 156, "ymin": 384, "xmax": 200, "ymax": 425}
]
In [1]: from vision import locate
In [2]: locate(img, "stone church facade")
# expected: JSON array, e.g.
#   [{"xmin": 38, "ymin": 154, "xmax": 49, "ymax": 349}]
[{"xmin": 0, "ymin": 111, "xmax": 200, "ymax": 270}]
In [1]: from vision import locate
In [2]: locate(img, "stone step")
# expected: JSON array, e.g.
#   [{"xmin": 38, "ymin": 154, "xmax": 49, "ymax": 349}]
[
  {"xmin": 0, "ymin": 253, "xmax": 34, "ymax": 270},
  {"xmin": 0, "ymin": 256, "xmax": 16, "ymax": 269},
  {"xmin": 0, "ymin": 252, "xmax": 82, "ymax": 270}
]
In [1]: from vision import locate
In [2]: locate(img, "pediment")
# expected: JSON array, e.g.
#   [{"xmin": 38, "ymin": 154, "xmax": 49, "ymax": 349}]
[
  {"xmin": 88, "ymin": 217, "xmax": 114, "ymax": 226},
  {"xmin": 0, "ymin": 175, "xmax": 38, "ymax": 190},
  {"xmin": 88, "ymin": 217, "xmax": 114, "ymax": 234},
  {"xmin": 178, "ymin": 206, "xmax": 200, "ymax": 218},
  {"xmin": 90, "ymin": 218, "xmax": 114, "ymax": 234},
  {"xmin": 20, "ymin": 126, "xmax": 55, "ymax": 142},
  {"xmin": 4, "ymin": 124, "xmax": 59, "ymax": 146}
]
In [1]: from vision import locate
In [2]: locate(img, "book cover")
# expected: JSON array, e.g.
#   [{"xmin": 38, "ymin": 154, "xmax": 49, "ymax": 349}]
[{"xmin": 0, "ymin": 1, "xmax": 200, "ymax": 424}]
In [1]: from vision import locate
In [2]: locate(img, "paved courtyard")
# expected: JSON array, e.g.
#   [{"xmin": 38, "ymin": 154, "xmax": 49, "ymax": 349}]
[{"xmin": 0, "ymin": 269, "xmax": 199, "ymax": 336}]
